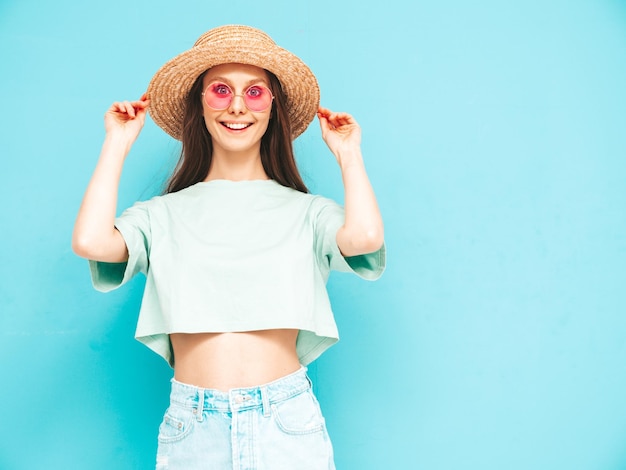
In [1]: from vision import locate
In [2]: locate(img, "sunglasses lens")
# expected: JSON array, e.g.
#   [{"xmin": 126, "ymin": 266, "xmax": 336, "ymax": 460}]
[
  {"xmin": 204, "ymin": 83, "xmax": 233, "ymax": 110},
  {"xmin": 204, "ymin": 82, "xmax": 273, "ymax": 111},
  {"xmin": 243, "ymin": 85, "xmax": 273, "ymax": 111}
]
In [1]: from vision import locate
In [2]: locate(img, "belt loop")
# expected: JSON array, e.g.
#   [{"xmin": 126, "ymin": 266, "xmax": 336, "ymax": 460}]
[
  {"xmin": 261, "ymin": 386, "xmax": 270, "ymax": 418},
  {"xmin": 195, "ymin": 388, "xmax": 205, "ymax": 422}
]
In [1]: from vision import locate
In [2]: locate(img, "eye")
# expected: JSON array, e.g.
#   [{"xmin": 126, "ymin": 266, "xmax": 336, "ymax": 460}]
[
  {"xmin": 211, "ymin": 83, "xmax": 231, "ymax": 95},
  {"xmin": 246, "ymin": 85, "xmax": 267, "ymax": 99}
]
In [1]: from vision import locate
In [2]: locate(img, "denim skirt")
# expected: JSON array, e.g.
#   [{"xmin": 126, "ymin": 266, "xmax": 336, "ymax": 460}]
[{"xmin": 155, "ymin": 367, "xmax": 335, "ymax": 470}]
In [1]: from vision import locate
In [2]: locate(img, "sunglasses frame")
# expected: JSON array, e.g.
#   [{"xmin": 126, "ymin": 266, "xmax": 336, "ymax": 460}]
[{"xmin": 202, "ymin": 82, "xmax": 274, "ymax": 112}]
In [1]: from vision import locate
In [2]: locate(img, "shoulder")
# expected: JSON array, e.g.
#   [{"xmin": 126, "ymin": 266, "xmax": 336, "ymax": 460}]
[
  {"xmin": 306, "ymin": 192, "xmax": 342, "ymax": 213},
  {"xmin": 144, "ymin": 183, "xmax": 207, "ymax": 208},
  {"xmin": 274, "ymin": 185, "xmax": 342, "ymax": 213},
  {"xmin": 118, "ymin": 184, "xmax": 198, "ymax": 219}
]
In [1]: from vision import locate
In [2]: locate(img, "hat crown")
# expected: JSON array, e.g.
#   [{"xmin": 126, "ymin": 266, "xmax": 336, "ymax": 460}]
[{"xmin": 193, "ymin": 25, "xmax": 276, "ymax": 49}]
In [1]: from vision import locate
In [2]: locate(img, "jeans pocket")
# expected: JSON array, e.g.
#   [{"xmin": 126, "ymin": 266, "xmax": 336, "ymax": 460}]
[
  {"xmin": 271, "ymin": 390, "xmax": 326, "ymax": 436},
  {"xmin": 157, "ymin": 404, "xmax": 195, "ymax": 443}
]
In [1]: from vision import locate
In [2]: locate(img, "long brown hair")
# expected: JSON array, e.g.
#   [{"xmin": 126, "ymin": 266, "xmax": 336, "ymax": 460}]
[{"xmin": 165, "ymin": 69, "xmax": 308, "ymax": 194}]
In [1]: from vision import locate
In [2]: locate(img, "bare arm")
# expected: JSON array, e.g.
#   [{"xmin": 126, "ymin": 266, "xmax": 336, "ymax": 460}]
[
  {"xmin": 317, "ymin": 107, "xmax": 384, "ymax": 257},
  {"xmin": 72, "ymin": 96, "xmax": 149, "ymax": 262}
]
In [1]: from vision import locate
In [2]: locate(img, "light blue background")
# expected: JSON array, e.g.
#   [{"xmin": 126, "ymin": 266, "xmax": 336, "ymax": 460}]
[{"xmin": 1, "ymin": 1, "xmax": 626, "ymax": 469}]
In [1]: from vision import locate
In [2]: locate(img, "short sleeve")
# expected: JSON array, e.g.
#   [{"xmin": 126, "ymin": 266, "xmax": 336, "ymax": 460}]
[
  {"xmin": 312, "ymin": 196, "xmax": 386, "ymax": 280},
  {"xmin": 88, "ymin": 201, "xmax": 152, "ymax": 292}
]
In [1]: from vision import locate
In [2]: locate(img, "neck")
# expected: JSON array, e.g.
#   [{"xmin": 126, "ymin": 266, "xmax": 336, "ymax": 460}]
[{"xmin": 206, "ymin": 149, "xmax": 268, "ymax": 181}]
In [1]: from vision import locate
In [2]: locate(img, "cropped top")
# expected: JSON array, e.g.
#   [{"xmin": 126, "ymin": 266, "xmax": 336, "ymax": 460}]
[{"xmin": 89, "ymin": 179, "xmax": 385, "ymax": 367}]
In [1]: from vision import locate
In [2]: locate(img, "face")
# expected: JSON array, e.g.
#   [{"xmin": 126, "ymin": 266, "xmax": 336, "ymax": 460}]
[{"xmin": 201, "ymin": 63, "xmax": 272, "ymax": 156}]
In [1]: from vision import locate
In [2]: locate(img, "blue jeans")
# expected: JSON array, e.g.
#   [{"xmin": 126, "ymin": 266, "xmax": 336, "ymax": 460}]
[{"xmin": 155, "ymin": 367, "xmax": 335, "ymax": 469}]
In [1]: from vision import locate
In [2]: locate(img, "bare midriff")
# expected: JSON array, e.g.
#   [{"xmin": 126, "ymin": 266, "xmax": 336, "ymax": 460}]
[{"xmin": 170, "ymin": 329, "xmax": 301, "ymax": 391}]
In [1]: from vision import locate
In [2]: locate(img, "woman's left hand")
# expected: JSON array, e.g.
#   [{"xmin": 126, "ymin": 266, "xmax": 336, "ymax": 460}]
[
  {"xmin": 317, "ymin": 107, "xmax": 361, "ymax": 159},
  {"xmin": 318, "ymin": 107, "xmax": 383, "ymax": 256}
]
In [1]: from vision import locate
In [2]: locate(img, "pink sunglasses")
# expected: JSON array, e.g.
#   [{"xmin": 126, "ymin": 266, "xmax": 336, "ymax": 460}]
[{"xmin": 202, "ymin": 82, "xmax": 274, "ymax": 112}]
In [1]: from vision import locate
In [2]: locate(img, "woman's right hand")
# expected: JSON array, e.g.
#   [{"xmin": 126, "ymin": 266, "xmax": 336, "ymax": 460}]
[
  {"xmin": 104, "ymin": 94, "xmax": 150, "ymax": 142},
  {"xmin": 72, "ymin": 94, "xmax": 150, "ymax": 263}
]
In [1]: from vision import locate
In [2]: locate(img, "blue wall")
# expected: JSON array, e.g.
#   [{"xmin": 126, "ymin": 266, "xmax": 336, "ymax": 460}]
[{"xmin": 2, "ymin": 1, "xmax": 626, "ymax": 468}]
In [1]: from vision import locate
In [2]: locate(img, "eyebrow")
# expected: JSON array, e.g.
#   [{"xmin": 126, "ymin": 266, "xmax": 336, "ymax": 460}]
[{"xmin": 206, "ymin": 76, "xmax": 269, "ymax": 88}]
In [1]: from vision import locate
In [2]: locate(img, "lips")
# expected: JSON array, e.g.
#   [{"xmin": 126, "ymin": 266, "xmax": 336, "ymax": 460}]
[{"xmin": 222, "ymin": 122, "xmax": 252, "ymax": 130}]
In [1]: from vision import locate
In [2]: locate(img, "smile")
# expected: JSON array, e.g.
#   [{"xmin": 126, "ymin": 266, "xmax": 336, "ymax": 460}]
[{"xmin": 222, "ymin": 122, "xmax": 252, "ymax": 130}]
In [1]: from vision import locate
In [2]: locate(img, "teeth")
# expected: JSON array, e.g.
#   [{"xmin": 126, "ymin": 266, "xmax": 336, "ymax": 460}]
[{"xmin": 224, "ymin": 122, "xmax": 250, "ymax": 130}]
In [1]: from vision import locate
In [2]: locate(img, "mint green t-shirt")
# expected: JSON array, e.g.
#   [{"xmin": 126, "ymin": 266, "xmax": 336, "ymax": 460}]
[{"xmin": 90, "ymin": 179, "xmax": 385, "ymax": 367}]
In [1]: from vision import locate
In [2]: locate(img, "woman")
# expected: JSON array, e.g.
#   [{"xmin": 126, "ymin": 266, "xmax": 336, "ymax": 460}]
[{"xmin": 73, "ymin": 25, "xmax": 385, "ymax": 469}]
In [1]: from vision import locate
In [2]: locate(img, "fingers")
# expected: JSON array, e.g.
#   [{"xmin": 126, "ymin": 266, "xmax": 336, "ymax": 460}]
[
  {"xmin": 135, "ymin": 94, "xmax": 150, "ymax": 110},
  {"xmin": 113, "ymin": 101, "xmax": 137, "ymax": 118},
  {"xmin": 317, "ymin": 106, "xmax": 331, "ymax": 118},
  {"xmin": 317, "ymin": 106, "xmax": 358, "ymax": 129},
  {"xmin": 107, "ymin": 95, "xmax": 150, "ymax": 120},
  {"xmin": 317, "ymin": 106, "xmax": 362, "ymax": 154}
]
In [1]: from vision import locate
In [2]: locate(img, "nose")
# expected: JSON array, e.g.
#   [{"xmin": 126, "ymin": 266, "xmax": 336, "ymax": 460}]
[{"xmin": 228, "ymin": 94, "xmax": 246, "ymax": 114}]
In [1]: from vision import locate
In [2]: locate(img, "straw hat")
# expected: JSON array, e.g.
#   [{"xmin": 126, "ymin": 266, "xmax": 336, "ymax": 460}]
[{"xmin": 146, "ymin": 25, "xmax": 320, "ymax": 141}]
